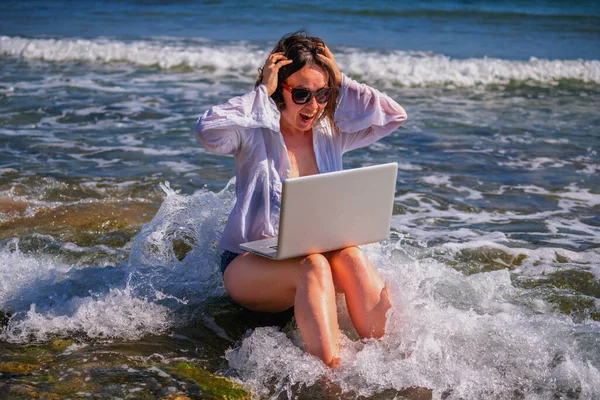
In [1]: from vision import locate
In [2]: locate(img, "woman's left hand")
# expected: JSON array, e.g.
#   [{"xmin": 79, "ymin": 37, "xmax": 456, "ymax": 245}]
[{"xmin": 318, "ymin": 45, "xmax": 342, "ymax": 88}]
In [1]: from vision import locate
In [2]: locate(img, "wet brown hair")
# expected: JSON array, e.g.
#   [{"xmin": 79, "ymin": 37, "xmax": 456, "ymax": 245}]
[{"xmin": 256, "ymin": 31, "xmax": 338, "ymax": 127}]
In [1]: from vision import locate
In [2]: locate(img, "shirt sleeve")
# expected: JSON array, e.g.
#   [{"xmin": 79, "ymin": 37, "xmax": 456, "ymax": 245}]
[
  {"xmin": 334, "ymin": 74, "xmax": 407, "ymax": 153},
  {"xmin": 195, "ymin": 84, "xmax": 280, "ymax": 155}
]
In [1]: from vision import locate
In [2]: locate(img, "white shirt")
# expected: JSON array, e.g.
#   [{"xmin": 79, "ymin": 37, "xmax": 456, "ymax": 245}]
[{"xmin": 195, "ymin": 74, "xmax": 407, "ymax": 253}]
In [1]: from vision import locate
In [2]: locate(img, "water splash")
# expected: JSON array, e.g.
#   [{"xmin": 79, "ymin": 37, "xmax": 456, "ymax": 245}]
[
  {"xmin": 126, "ymin": 179, "xmax": 236, "ymax": 306},
  {"xmin": 224, "ymin": 243, "xmax": 600, "ymax": 399},
  {"xmin": 0, "ymin": 180, "xmax": 237, "ymax": 342},
  {"xmin": 2, "ymin": 181, "xmax": 600, "ymax": 398}
]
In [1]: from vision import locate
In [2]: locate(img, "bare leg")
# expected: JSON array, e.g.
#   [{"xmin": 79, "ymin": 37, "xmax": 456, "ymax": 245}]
[
  {"xmin": 294, "ymin": 254, "xmax": 340, "ymax": 366},
  {"xmin": 328, "ymin": 247, "xmax": 391, "ymax": 338},
  {"xmin": 223, "ymin": 252, "xmax": 340, "ymax": 366}
]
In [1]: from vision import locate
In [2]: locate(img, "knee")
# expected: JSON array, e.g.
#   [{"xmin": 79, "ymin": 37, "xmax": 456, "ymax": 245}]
[
  {"xmin": 329, "ymin": 247, "xmax": 374, "ymax": 285},
  {"xmin": 298, "ymin": 254, "xmax": 333, "ymax": 287},
  {"xmin": 330, "ymin": 246, "xmax": 367, "ymax": 267}
]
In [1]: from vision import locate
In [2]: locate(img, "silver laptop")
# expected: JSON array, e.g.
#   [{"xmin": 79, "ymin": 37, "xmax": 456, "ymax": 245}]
[{"xmin": 239, "ymin": 162, "xmax": 398, "ymax": 260}]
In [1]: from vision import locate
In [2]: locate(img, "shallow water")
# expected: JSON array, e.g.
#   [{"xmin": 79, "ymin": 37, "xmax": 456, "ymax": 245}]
[{"xmin": 1, "ymin": 1, "xmax": 600, "ymax": 399}]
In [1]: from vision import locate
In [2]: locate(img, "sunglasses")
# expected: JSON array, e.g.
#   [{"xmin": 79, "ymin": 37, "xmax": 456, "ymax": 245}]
[{"xmin": 281, "ymin": 82, "xmax": 332, "ymax": 105}]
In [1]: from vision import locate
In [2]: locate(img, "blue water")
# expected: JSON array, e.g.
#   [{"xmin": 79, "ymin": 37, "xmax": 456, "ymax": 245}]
[
  {"xmin": 3, "ymin": 0, "xmax": 600, "ymax": 60},
  {"xmin": 1, "ymin": 1, "xmax": 600, "ymax": 399}
]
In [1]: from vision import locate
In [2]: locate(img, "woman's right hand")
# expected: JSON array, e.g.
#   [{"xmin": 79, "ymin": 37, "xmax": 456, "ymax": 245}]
[{"xmin": 261, "ymin": 52, "xmax": 293, "ymax": 96}]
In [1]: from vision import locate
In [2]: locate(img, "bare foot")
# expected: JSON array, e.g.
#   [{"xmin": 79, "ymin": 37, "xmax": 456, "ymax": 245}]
[
  {"xmin": 327, "ymin": 356, "xmax": 341, "ymax": 368},
  {"xmin": 326, "ymin": 337, "xmax": 342, "ymax": 368}
]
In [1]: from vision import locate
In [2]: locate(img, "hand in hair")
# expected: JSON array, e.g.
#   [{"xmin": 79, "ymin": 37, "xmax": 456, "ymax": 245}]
[
  {"xmin": 260, "ymin": 52, "xmax": 294, "ymax": 96},
  {"xmin": 317, "ymin": 45, "xmax": 342, "ymax": 88}
]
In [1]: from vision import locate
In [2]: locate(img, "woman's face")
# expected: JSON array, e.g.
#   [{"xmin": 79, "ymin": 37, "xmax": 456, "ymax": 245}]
[{"xmin": 279, "ymin": 64, "xmax": 329, "ymax": 135}]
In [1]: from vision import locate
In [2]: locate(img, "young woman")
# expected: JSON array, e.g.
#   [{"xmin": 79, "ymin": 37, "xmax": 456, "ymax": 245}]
[{"xmin": 195, "ymin": 32, "xmax": 407, "ymax": 367}]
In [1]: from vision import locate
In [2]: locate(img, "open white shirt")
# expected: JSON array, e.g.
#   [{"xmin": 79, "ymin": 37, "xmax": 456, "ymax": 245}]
[{"xmin": 195, "ymin": 74, "xmax": 407, "ymax": 253}]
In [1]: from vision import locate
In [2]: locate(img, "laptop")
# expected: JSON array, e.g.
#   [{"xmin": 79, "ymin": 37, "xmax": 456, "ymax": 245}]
[{"xmin": 239, "ymin": 162, "xmax": 398, "ymax": 260}]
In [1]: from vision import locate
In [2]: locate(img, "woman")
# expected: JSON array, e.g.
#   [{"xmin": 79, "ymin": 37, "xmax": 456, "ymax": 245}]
[{"xmin": 195, "ymin": 32, "xmax": 407, "ymax": 367}]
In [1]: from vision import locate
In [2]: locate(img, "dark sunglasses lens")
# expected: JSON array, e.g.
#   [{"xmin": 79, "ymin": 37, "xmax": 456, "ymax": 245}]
[
  {"xmin": 315, "ymin": 88, "xmax": 331, "ymax": 103},
  {"xmin": 292, "ymin": 89, "xmax": 312, "ymax": 104}
]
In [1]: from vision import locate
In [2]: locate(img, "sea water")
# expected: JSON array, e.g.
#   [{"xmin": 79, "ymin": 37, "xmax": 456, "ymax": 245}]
[{"xmin": 1, "ymin": 1, "xmax": 600, "ymax": 398}]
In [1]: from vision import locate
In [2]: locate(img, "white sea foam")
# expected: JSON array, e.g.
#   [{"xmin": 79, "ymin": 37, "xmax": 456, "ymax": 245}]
[
  {"xmin": 543, "ymin": 138, "xmax": 570, "ymax": 145},
  {"xmin": 26, "ymin": 135, "xmax": 202, "ymax": 161},
  {"xmin": 120, "ymin": 185, "xmax": 600, "ymax": 398},
  {"xmin": 158, "ymin": 160, "xmax": 199, "ymax": 173},
  {"xmin": 2, "ymin": 182, "xmax": 599, "ymax": 397},
  {"xmin": 422, "ymin": 174, "xmax": 451, "ymax": 186},
  {"xmin": 500, "ymin": 183, "xmax": 600, "ymax": 208},
  {"xmin": 0, "ymin": 238, "xmax": 71, "ymax": 306},
  {"xmin": 420, "ymin": 174, "xmax": 484, "ymax": 199},
  {"xmin": 226, "ymin": 245, "xmax": 600, "ymax": 399},
  {"xmin": 579, "ymin": 163, "xmax": 600, "ymax": 175},
  {"xmin": 0, "ymin": 238, "xmax": 171, "ymax": 342},
  {"xmin": 439, "ymin": 239, "xmax": 600, "ymax": 275},
  {"xmin": 125, "ymin": 180, "xmax": 237, "ymax": 303},
  {"xmin": 117, "ymin": 134, "xmax": 144, "ymax": 146},
  {"xmin": 226, "ymin": 326, "xmax": 326, "ymax": 398},
  {"xmin": 2, "ymin": 287, "xmax": 172, "ymax": 342},
  {"xmin": 498, "ymin": 156, "xmax": 571, "ymax": 170},
  {"xmin": 391, "ymin": 183, "xmax": 600, "ymax": 252},
  {"xmin": 396, "ymin": 162, "xmax": 422, "ymax": 171},
  {"xmin": 2, "ymin": 36, "xmax": 599, "ymax": 87},
  {"xmin": 0, "ymin": 183, "xmax": 237, "ymax": 343}
]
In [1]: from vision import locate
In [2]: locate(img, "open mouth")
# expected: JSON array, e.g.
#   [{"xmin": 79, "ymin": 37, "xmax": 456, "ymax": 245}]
[{"xmin": 299, "ymin": 112, "xmax": 315, "ymax": 123}]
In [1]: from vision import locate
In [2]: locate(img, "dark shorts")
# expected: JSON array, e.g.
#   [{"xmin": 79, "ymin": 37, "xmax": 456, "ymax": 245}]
[{"xmin": 220, "ymin": 250, "xmax": 240, "ymax": 274}]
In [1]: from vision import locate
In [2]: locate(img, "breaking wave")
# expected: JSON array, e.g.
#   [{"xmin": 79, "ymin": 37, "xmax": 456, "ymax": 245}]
[{"xmin": 2, "ymin": 35, "xmax": 599, "ymax": 88}]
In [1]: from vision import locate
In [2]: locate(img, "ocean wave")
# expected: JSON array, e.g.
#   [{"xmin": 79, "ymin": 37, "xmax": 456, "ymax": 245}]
[{"xmin": 2, "ymin": 36, "xmax": 599, "ymax": 88}]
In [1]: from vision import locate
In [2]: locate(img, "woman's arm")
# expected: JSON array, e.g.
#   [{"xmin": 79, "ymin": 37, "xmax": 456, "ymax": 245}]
[
  {"xmin": 334, "ymin": 74, "xmax": 407, "ymax": 153},
  {"xmin": 195, "ymin": 84, "xmax": 280, "ymax": 155},
  {"xmin": 196, "ymin": 52, "xmax": 291, "ymax": 155}
]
